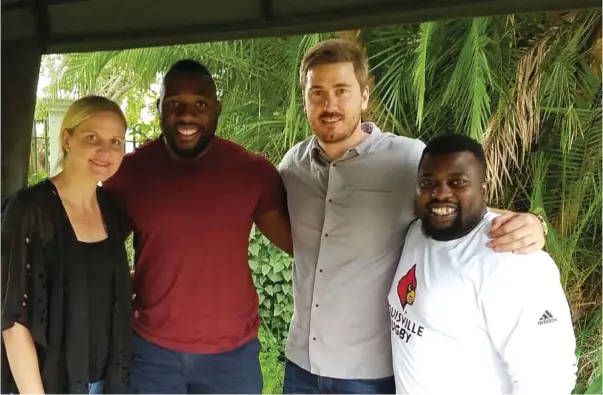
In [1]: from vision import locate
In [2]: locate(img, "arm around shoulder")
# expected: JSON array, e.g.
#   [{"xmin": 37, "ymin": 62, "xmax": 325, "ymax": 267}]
[
  {"xmin": 486, "ymin": 210, "xmax": 546, "ymax": 254},
  {"xmin": 253, "ymin": 155, "xmax": 293, "ymax": 256},
  {"xmin": 481, "ymin": 253, "xmax": 577, "ymax": 394}
]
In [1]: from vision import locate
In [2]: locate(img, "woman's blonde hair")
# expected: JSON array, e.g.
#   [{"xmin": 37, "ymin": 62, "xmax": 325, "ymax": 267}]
[{"xmin": 57, "ymin": 95, "xmax": 127, "ymax": 170}]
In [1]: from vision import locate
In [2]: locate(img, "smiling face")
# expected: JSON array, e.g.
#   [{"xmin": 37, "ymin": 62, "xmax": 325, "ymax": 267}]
[
  {"xmin": 303, "ymin": 62, "xmax": 368, "ymax": 145},
  {"xmin": 158, "ymin": 73, "xmax": 221, "ymax": 158},
  {"xmin": 62, "ymin": 111, "xmax": 126, "ymax": 182},
  {"xmin": 415, "ymin": 151, "xmax": 488, "ymax": 241}
]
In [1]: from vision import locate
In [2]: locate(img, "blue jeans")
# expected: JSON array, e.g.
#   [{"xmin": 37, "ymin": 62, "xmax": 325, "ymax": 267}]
[
  {"xmin": 88, "ymin": 380, "xmax": 104, "ymax": 394},
  {"xmin": 3, "ymin": 381, "xmax": 105, "ymax": 394},
  {"xmin": 283, "ymin": 359, "xmax": 396, "ymax": 394},
  {"xmin": 130, "ymin": 333, "xmax": 263, "ymax": 394}
]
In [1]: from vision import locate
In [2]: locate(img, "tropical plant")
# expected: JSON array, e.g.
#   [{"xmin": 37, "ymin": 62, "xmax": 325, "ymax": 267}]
[
  {"xmin": 258, "ymin": 324, "xmax": 286, "ymax": 394},
  {"xmin": 43, "ymin": 34, "xmax": 340, "ymax": 162},
  {"xmin": 249, "ymin": 226, "xmax": 293, "ymax": 351},
  {"xmin": 39, "ymin": 9, "xmax": 602, "ymax": 390}
]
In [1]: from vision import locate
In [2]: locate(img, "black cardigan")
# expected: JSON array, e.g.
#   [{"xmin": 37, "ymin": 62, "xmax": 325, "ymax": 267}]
[{"xmin": 1, "ymin": 180, "xmax": 132, "ymax": 394}]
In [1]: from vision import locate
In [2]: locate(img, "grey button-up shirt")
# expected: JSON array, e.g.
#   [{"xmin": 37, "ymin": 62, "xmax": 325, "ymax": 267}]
[{"xmin": 278, "ymin": 123, "xmax": 426, "ymax": 379}]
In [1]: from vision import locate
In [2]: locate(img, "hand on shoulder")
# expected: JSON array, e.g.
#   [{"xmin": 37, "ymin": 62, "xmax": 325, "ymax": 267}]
[{"xmin": 487, "ymin": 209, "xmax": 546, "ymax": 254}]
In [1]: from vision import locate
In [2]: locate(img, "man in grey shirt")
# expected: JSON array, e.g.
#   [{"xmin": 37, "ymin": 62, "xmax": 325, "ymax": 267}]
[{"xmin": 277, "ymin": 39, "xmax": 547, "ymax": 394}]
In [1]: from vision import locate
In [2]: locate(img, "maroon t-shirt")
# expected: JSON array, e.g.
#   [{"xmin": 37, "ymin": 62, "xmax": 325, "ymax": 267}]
[{"xmin": 103, "ymin": 137, "xmax": 285, "ymax": 353}]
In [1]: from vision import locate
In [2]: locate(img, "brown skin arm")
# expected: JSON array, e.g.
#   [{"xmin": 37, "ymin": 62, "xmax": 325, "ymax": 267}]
[
  {"xmin": 487, "ymin": 208, "xmax": 546, "ymax": 254},
  {"xmin": 255, "ymin": 209, "xmax": 294, "ymax": 257}
]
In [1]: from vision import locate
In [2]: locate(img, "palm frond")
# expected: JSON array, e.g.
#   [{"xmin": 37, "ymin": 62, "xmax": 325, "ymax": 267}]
[
  {"xmin": 412, "ymin": 21, "xmax": 437, "ymax": 130},
  {"xmin": 443, "ymin": 17, "xmax": 493, "ymax": 141}
]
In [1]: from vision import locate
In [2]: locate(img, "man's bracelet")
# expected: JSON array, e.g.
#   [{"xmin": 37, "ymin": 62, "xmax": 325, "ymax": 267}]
[{"xmin": 534, "ymin": 214, "xmax": 549, "ymax": 236}]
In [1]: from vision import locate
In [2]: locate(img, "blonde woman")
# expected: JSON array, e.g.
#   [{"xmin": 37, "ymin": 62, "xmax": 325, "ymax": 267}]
[{"xmin": 1, "ymin": 96, "xmax": 132, "ymax": 394}]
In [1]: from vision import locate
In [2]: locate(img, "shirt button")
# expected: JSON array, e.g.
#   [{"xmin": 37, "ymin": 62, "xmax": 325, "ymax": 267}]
[
  {"xmin": 315, "ymin": 304, "xmax": 319, "ymax": 307},
  {"xmin": 325, "ymin": 233, "xmax": 329, "ymax": 237},
  {"xmin": 313, "ymin": 337, "xmax": 317, "ymax": 341},
  {"xmin": 319, "ymin": 269, "xmax": 323, "ymax": 273},
  {"xmin": 328, "ymin": 199, "xmax": 332, "ymax": 203}
]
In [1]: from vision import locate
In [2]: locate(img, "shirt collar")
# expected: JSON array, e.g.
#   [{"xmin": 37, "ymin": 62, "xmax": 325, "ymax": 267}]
[{"xmin": 310, "ymin": 122, "xmax": 381, "ymax": 164}]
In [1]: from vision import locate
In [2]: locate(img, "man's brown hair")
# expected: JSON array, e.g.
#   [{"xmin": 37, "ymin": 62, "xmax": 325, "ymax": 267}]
[{"xmin": 299, "ymin": 39, "xmax": 369, "ymax": 91}]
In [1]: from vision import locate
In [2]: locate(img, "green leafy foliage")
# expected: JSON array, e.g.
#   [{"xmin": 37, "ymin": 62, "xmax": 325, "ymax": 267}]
[
  {"xmin": 27, "ymin": 171, "xmax": 48, "ymax": 186},
  {"xmin": 249, "ymin": 226, "xmax": 293, "ymax": 351},
  {"xmin": 36, "ymin": 9, "xmax": 601, "ymax": 391},
  {"xmin": 258, "ymin": 324, "xmax": 286, "ymax": 394},
  {"xmin": 130, "ymin": 122, "xmax": 162, "ymax": 144},
  {"xmin": 583, "ymin": 374, "xmax": 602, "ymax": 395},
  {"xmin": 125, "ymin": 234, "xmax": 135, "ymax": 271}
]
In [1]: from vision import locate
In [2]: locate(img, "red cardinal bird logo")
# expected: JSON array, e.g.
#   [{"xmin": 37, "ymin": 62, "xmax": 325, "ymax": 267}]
[{"xmin": 397, "ymin": 264, "xmax": 417, "ymax": 309}]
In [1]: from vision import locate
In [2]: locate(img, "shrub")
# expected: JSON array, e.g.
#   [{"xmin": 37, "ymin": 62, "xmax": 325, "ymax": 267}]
[
  {"xmin": 248, "ymin": 226, "xmax": 293, "ymax": 352},
  {"xmin": 259, "ymin": 324, "xmax": 285, "ymax": 394}
]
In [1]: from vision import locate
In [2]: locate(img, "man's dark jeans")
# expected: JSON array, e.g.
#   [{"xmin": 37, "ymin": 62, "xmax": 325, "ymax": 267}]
[
  {"xmin": 130, "ymin": 333, "xmax": 263, "ymax": 394},
  {"xmin": 283, "ymin": 359, "xmax": 396, "ymax": 394}
]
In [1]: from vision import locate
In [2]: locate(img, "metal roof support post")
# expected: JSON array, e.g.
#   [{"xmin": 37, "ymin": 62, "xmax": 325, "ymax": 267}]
[{"xmin": 1, "ymin": 43, "xmax": 42, "ymax": 201}]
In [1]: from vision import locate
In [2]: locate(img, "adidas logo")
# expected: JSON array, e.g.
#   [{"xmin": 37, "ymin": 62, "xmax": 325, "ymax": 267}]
[{"xmin": 537, "ymin": 310, "xmax": 557, "ymax": 325}]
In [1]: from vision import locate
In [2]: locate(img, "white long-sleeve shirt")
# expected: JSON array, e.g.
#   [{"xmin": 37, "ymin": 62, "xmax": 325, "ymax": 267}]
[{"xmin": 388, "ymin": 211, "xmax": 577, "ymax": 394}]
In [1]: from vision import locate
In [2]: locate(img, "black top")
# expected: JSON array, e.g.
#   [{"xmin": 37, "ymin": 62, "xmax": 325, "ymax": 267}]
[
  {"xmin": 0, "ymin": 179, "xmax": 132, "ymax": 394},
  {"xmin": 80, "ymin": 238, "xmax": 115, "ymax": 382}
]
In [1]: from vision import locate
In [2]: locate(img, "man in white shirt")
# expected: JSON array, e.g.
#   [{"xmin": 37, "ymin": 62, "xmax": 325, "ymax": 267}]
[{"xmin": 388, "ymin": 133, "xmax": 577, "ymax": 394}]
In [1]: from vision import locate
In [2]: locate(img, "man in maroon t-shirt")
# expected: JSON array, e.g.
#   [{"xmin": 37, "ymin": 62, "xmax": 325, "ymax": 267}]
[{"xmin": 103, "ymin": 60, "xmax": 293, "ymax": 394}]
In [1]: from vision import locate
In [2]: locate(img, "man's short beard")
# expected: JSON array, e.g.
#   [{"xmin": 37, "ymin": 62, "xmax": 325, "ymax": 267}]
[
  {"xmin": 166, "ymin": 135, "xmax": 213, "ymax": 158},
  {"xmin": 314, "ymin": 108, "xmax": 362, "ymax": 145},
  {"xmin": 420, "ymin": 214, "xmax": 465, "ymax": 241},
  {"xmin": 162, "ymin": 118, "xmax": 218, "ymax": 158},
  {"xmin": 420, "ymin": 210, "xmax": 486, "ymax": 241}
]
